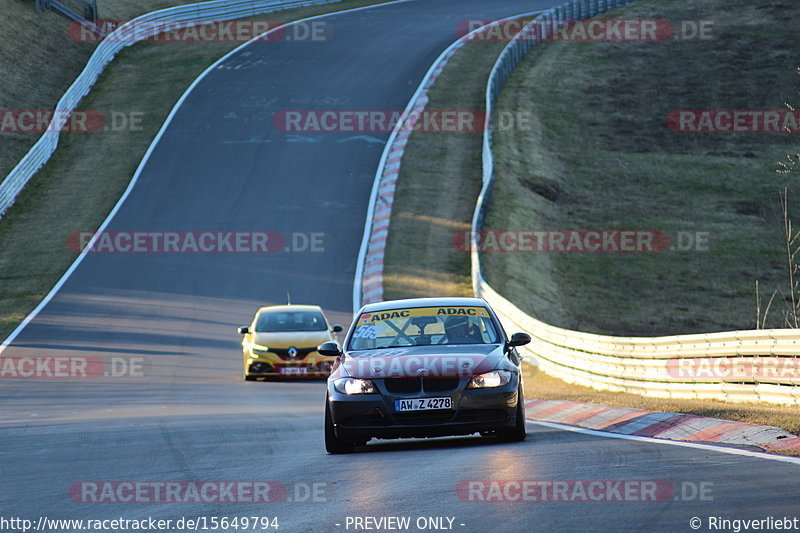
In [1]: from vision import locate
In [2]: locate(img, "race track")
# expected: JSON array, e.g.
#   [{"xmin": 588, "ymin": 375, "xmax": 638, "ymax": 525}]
[{"xmin": 2, "ymin": 1, "xmax": 799, "ymax": 531}]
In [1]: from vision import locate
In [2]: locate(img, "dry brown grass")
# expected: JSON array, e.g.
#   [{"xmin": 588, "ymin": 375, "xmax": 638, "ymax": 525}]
[
  {"xmin": 485, "ymin": 0, "xmax": 800, "ymax": 336},
  {"xmin": 0, "ymin": 0, "xmax": 204, "ymax": 180}
]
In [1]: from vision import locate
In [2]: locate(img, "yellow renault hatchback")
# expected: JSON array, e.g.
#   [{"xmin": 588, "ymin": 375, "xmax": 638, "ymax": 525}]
[{"xmin": 238, "ymin": 305, "xmax": 343, "ymax": 380}]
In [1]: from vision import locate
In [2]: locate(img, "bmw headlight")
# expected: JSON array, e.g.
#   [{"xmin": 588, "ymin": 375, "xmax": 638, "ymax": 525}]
[
  {"xmin": 333, "ymin": 378, "xmax": 377, "ymax": 395},
  {"xmin": 467, "ymin": 370, "xmax": 512, "ymax": 389}
]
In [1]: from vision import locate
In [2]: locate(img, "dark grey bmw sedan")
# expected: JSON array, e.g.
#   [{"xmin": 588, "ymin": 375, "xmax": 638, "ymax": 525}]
[{"xmin": 319, "ymin": 297, "xmax": 531, "ymax": 453}]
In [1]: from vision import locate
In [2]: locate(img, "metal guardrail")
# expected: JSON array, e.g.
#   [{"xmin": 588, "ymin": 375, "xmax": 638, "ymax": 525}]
[
  {"xmin": 0, "ymin": 0, "xmax": 341, "ymax": 218},
  {"xmin": 472, "ymin": 0, "xmax": 800, "ymax": 405}
]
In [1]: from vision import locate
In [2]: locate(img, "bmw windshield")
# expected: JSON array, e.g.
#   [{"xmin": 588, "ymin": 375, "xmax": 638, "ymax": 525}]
[{"xmin": 348, "ymin": 306, "xmax": 500, "ymax": 350}]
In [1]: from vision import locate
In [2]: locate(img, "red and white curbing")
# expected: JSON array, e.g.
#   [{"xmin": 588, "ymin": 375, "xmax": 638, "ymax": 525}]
[
  {"xmin": 358, "ymin": 14, "xmax": 539, "ymax": 306},
  {"xmin": 524, "ymin": 399, "xmax": 800, "ymax": 453}
]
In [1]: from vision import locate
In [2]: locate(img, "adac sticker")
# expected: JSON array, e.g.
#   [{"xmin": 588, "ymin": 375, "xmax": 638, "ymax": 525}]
[
  {"xmin": 358, "ymin": 307, "xmax": 488, "ymax": 323},
  {"xmin": 435, "ymin": 306, "xmax": 489, "ymax": 318},
  {"xmin": 361, "ymin": 309, "xmax": 412, "ymax": 323}
]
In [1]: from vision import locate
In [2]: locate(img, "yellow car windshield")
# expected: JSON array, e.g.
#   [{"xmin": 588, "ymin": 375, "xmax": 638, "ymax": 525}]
[{"xmin": 256, "ymin": 311, "xmax": 328, "ymax": 332}]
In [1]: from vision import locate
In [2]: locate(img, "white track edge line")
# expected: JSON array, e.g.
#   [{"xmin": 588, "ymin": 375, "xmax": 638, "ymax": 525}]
[
  {"xmin": 527, "ymin": 419, "xmax": 800, "ymax": 466},
  {"xmin": 0, "ymin": 0, "xmax": 418, "ymax": 356}
]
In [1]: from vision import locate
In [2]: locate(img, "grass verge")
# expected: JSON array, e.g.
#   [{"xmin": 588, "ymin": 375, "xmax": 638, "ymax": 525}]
[
  {"xmin": 381, "ymin": 1, "xmax": 800, "ymax": 451},
  {"xmin": 0, "ymin": 0, "xmax": 401, "ymax": 340},
  {"xmin": 0, "ymin": 0, "xmax": 210, "ymax": 180}
]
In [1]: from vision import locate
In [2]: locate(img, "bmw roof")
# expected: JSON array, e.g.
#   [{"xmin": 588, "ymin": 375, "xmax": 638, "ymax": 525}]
[
  {"xmin": 257, "ymin": 304, "xmax": 324, "ymax": 313},
  {"xmin": 358, "ymin": 297, "xmax": 490, "ymax": 314}
]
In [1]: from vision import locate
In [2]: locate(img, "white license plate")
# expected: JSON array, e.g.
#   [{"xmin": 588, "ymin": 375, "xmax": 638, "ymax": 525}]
[
  {"xmin": 395, "ymin": 397, "xmax": 452, "ymax": 411},
  {"xmin": 279, "ymin": 367, "xmax": 307, "ymax": 375}
]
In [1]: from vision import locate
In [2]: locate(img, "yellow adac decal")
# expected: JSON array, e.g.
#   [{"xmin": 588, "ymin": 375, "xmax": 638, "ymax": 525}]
[
  {"xmin": 359, "ymin": 307, "xmax": 488, "ymax": 323},
  {"xmin": 435, "ymin": 307, "xmax": 488, "ymax": 317}
]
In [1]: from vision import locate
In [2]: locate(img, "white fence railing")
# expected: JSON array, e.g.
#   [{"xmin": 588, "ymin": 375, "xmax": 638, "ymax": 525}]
[
  {"xmin": 0, "ymin": 0, "xmax": 342, "ymax": 218},
  {"xmin": 472, "ymin": 0, "xmax": 800, "ymax": 405}
]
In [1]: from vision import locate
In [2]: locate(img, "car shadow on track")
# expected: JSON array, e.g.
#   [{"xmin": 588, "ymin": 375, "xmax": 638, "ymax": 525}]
[{"xmin": 352, "ymin": 434, "xmax": 533, "ymax": 454}]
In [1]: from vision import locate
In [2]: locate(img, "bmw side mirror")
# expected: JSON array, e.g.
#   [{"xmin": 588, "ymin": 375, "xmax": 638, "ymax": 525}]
[
  {"xmin": 508, "ymin": 332, "xmax": 531, "ymax": 347},
  {"xmin": 332, "ymin": 324, "xmax": 344, "ymax": 333},
  {"xmin": 318, "ymin": 341, "xmax": 342, "ymax": 356},
  {"xmin": 238, "ymin": 326, "xmax": 250, "ymax": 335}
]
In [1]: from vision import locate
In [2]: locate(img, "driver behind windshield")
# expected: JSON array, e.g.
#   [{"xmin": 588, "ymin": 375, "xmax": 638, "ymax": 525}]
[{"xmin": 443, "ymin": 315, "xmax": 483, "ymax": 344}]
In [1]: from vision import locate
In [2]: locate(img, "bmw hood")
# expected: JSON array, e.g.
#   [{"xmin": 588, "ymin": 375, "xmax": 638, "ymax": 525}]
[{"xmin": 340, "ymin": 344, "xmax": 504, "ymax": 379}]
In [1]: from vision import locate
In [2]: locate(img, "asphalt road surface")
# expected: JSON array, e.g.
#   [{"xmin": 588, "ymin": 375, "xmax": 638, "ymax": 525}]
[{"xmin": 2, "ymin": 1, "xmax": 800, "ymax": 532}]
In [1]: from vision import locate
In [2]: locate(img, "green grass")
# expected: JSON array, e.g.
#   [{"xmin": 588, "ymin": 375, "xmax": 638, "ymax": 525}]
[
  {"xmin": 484, "ymin": 0, "xmax": 800, "ymax": 336},
  {"xmin": 0, "ymin": 0, "xmax": 401, "ymax": 341}
]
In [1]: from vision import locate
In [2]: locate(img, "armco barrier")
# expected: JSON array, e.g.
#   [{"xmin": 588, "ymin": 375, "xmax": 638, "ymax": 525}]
[
  {"xmin": 0, "ymin": 0, "xmax": 342, "ymax": 218},
  {"xmin": 480, "ymin": 281, "xmax": 800, "ymax": 405},
  {"xmin": 472, "ymin": 1, "xmax": 800, "ymax": 405}
]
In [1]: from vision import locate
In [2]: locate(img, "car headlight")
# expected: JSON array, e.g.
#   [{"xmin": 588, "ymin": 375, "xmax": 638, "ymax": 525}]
[
  {"xmin": 333, "ymin": 378, "xmax": 377, "ymax": 395},
  {"xmin": 468, "ymin": 370, "xmax": 512, "ymax": 389},
  {"xmin": 250, "ymin": 344, "xmax": 270, "ymax": 357}
]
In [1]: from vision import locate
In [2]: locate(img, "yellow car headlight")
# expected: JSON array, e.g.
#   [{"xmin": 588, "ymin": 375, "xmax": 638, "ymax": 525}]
[{"xmin": 250, "ymin": 344, "xmax": 270, "ymax": 358}]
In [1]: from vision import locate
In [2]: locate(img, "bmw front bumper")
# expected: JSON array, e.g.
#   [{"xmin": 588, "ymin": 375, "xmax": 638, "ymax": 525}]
[{"xmin": 328, "ymin": 377, "xmax": 520, "ymax": 441}]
